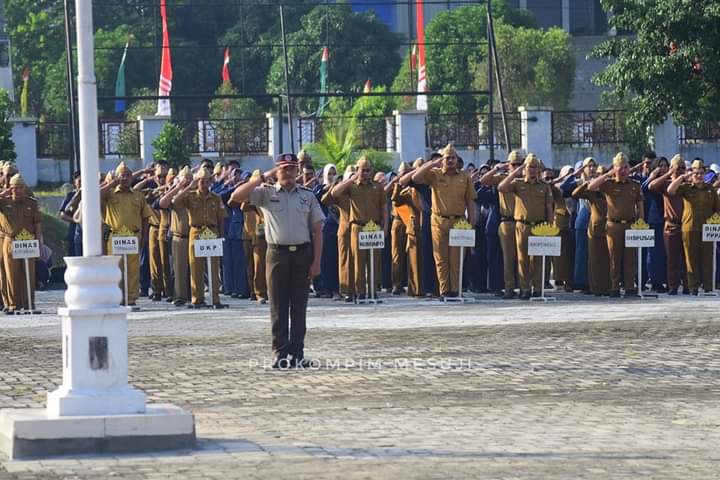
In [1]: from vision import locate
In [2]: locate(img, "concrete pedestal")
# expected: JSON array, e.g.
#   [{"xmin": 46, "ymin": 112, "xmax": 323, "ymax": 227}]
[{"xmin": 0, "ymin": 405, "xmax": 195, "ymax": 460}]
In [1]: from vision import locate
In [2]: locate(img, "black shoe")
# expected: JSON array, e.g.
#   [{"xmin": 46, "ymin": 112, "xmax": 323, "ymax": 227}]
[
  {"xmin": 239, "ymin": 293, "xmax": 251, "ymax": 299},
  {"xmin": 519, "ymin": 291, "xmax": 531, "ymax": 300},
  {"xmin": 668, "ymin": 288, "xmax": 678, "ymax": 295},
  {"xmin": 682, "ymin": 288, "xmax": 690, "ymax": 295},
  {"xmin": 357, "ymin": 294, "xmax": 366, "ymax": 300},
  {"xmin": 625, "ymin": 288, "xmax": 638, "ymax": 296},
  {"xmin": 691, "ymin": 289, "xmax": 699, "ymax": 296},
  {"xmin": 212, "ymin": 303, "xmax": 229, "ymax": 309},
  {"xmin": 165, "ymin": 297, "xmax": 174, "ymax": 303},
  {"xmin": 609, "ymin": 290, "xmax": 621, "ymax": 298},
  {"xmin": 544, "ymin": 282, "xmax": 553, "ymax": 289},
  {"xmin": 250, "ymin": 294, "xmax": 257, "ymax": 301},
  {"xmin": 443, "ymin": 292, "xmax": 458, "ymax": 298},
  {"xmin": 151, "ymin": 293, "xmax": 162, "ymax": 301},
  {"xmin": 188, "ymin": 302, "xmax": 207, "ymax": 309},
  {"xmin": 531, "ymin": 290, "xmax": 541, "ymax": 298},
  {"xmin": 173, "ymin": 299, "xmax": 186, "ymax": 306},
  {"xmin": 343, "ymin": 295, "xmax": 354, "ymax": 303},
  {"xmin": 653, "ymin": 284, "xmax": 667, "ymax": 293},
  {"xmin": 392, "ymin": 287, "xmax": 404, "ymax": 295},
  {"xmin": 271, "ymin": 356, "xmax": 291, "ymax": 369},
  {"xmin": 493, "ymin": 290, "xmax": 504, "ymax": 297},
  {"xmin": 502, "ymin": 290, "xmax": 515, "ymax": 300}
]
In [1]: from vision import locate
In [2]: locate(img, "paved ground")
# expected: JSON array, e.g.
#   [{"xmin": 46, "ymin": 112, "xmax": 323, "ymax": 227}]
[{"xmin": 1, "ymin": 290, "xmax": 719, "ymax": 479}]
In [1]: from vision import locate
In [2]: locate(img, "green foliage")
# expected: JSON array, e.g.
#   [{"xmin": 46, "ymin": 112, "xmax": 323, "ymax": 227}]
[
  {"xmin": 592, "ymin": 0, "xmax": 720, "ymax": 127},
  {"xmin": 350, "ymin": 86, "xmax": 397, "ymax": 117},
  {"xmin": 208, "ymin": 83, "xmax": 263, "ymax": 119},
  {"xmin": 266, "ymin": 4, "xmax": 402, "ymax": 114},
  {"xmin": 152, "ymin": 123, "xmax": 190, "ymax": 169},
  {"xmin": 474, "ymin": 25, "xmax": 575, "ymax": 111},
  {"xmin": 0, "ymin": 89, "xmax": 17, "ymax": 162},
  {"xmin": 305, "ymin": 118, "xmax": 391, "ymax": 173}
]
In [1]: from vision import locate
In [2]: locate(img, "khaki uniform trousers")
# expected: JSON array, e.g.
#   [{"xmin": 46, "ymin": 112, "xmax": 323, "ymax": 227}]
[
  {"xmin": 171, "ymin": 235, "xmax": 190, "ymax": 302},
  {"xmin": 149, "ymin": 225, "xmax": 165, "ymax": 296},
  {"xmin": 108, "ymin": 240, "xmax": 140, "ymax": 305},
  {"xmin": 587, "ymin": 235, "xmax": 611, "ymax": 294},
  {"xmin": 338, "ymin": 224, "xmax": 354, "ymax": 296},
  {"xmin": 664, "ymin": 227, "xmax": 685, "ymax": 290},
  {"xmin": 243, "ymin": 238, "xmax": 268, "ymax": 298},
  {"xmin": 351, "ymin": 223, "xmax": 382, "ymax": 296},
  {"xmin": 499, "ymin": 220, "xmax": 517, "ymax": 292},
  {"xmin": 430, "ymin": 214, "xmax": 462, "ymax": 295},
  {"xmin": 515, "ymin": 223, "xmax": 542, "ymax": 293},
  {"xmin": 189, "ymin": 227, "xmax": 220, "ymax": 305},
  {"xmin": 158, "ymin": 228, "xmax": 173, "ymax": 298},
  {"xmin": 391, "ymin": 218, "xmax": 407, "ymax": 289},
  {"xmin": 406, "ymin": 225, "xmax": 422, "ymax": 296},
  {"xmin": 2, "ymin": 238, "xmax": 35, "ymax": 310},
  {"xmin": 682, "ymin": 230, "xmax": 713, "ymax": 291},
  {"xmin": 606, "ymin": 222, "xmax": 636, "ymax": 291}
]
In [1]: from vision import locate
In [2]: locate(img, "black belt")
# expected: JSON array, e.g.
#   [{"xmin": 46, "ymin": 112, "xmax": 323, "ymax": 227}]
[
  {"xmin": 432, "ymin": 213, "xmax": 464, "ymax": 219},
  {"xmin": 172, "ymin": 234, "xmax": 188, "ymax": 239},
  {"xmin": 111, "ymin": 230, "xmax": 139, "ymax": 235},
  {"xmin": 190, "ymin": 225, "xmax": 218, "ymax": 229},
  {"xmin": 500, "ymin": 216, "xmax": 514, "ymax": 223},
  {"xmin": 268, "ymin": 243, "xmax": 309, "ymax": 252},
  {"xmin": 607, "ymin": 219, "xmax": 633, "ymax": 224},
  {"xmin": 515, "ymin": 219, "xmax": 542, "ymax": 226}
]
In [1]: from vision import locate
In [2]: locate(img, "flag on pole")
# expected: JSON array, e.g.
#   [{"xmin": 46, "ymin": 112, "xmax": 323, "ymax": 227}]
[
  {"xmin": 410, "ymin": 44, "xmax": 417, "ymax": 70},
  {"xmin": 415, "ymin": 0, "xmax": 428, "ymax": 111},
  {"xmin": 20, "ymin": 67, "xmax": 29, "ymax": 117},
  {"xmin": 222, "ymin": 47, "xmax": 231, "ymax": 84},
  {"xmin": 114, "ymin": 42, "xmax": 129, "ymax": 113},
  {"xmin": 318, "ymin": 47, "xmax": 328, "ymax": 116},
  {"xmin": 156, "ymin": 0, "xmax": 173, "ymax": 116},
  {"xmin": 363, "ymin": 79, "xmax": 372, "ymax": 94}
]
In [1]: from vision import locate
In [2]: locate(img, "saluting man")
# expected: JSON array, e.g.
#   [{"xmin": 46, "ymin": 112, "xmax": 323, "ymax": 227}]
[
  {"xmin": 0, "ymin": 174, "xmax": 42, "ymax": 313},
  {"xmin": 159, "ymin": 166, "xmax": 192, "ymax": 306},
  {"xmin": 172, "ymin": 166, "xmax": 227, "ymax": 308},
  {"xmin": 101, "ymin": 162, "xmax": 154, "ymax": 306},
  {"xmin": 412, "ymin": 144, "xmax": 476, "ymax": 299}
]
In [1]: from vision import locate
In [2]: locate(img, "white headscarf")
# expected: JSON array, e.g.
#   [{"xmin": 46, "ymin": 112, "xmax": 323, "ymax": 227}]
[
  {"xmin": 323, "ymin": 163, "xmax": 337, "ymax": 185},
  {"xmin": 559, "ymin": 165, "xmax": 573, "ymax": 178}
]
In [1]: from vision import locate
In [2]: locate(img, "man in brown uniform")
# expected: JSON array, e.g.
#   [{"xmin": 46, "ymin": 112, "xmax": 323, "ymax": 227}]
[
  {"xmin": 241, "ymin": 203, "xmax": 268, "ymax": 303},
  {"xmin": 172, "ymin": 167, "xmax": 227, "ymax": 308},
  {"xmin": 572, "ymin": 166, "xmax": 611, "ymax": 296},
  {"xmin": 667, "ymin": 159, "xmax": 720, "ymax": 294},
  {"xmin": 412, "ymin": 144, "xmax": 476, "ymax": 298},
  {"xmin": 159, "ymin": 166, "xmax": 192, "ymax": 306},
  {"xmin": 322, "ymin": 165, "xmax": 355, "ymax": 302},
  {"xmin": 332, "ymin": 157, "xmax": 388, "ymax": 300},
  {"xmin": 391, "ymin": 167, "xmax": 423, "ymax": 296},
  {"xmin": 0, "ymin": 162, "xmax": 18, "ymax": 309},
  {"xmin": 545, "ymin": 168, "xmax": 572, "ymax": 289},
  {"xmin": 498, "ymin": 154, "xmax": 553, "ymax": 299},
  {"xmin": 390, "ymin": 162, "xmax": 409, "ymax": 294},
  {"xmin": 101, "ymin": 162, "xmax": 154, "ymax": 306},
  {"xmin": 480, "ymin": 151, "xmax": 524, "ymax": 299},
  {"xmin": 0, "ymin": 174, "xmax": 42, "ymax": 313},
  {"xmin": 648, "ymin": 154, "xmax": 686, "ymax": 295},
  {"xmin": 588, "ymin": 153, "xmax": 644, "ymax": 297}
]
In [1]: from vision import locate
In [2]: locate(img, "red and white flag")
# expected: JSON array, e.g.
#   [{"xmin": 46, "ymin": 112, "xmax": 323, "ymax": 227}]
[
  {"xmin": 363, "ymin": 79, "xmax": 372, "ymax": 94},
  {"xmin": 222, "ymin": 47, "xmax": 231, "ymax": 84},
  {"xmin": 156, "ymin": 0, "xmax": 173, "ymax": 116},
  {"xmin": 415, "ymin": 0, "xmax": 428, "ymax": 111}
]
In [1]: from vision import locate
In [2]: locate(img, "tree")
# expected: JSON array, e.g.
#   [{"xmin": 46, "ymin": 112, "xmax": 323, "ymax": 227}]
[
  {"xmin": 0, "ymin": 89, "xmax": 17, "ymax": 162},
  {"xmin": 474, "ymin": 25, "xmax": 575, "ymax": 111},
  {"xmin": 266, "ymin": 4, "xmax": 402, "ymax": 114},
  {"xmin": 152, "ymin": 123, "xmax": 190, "ymax": 169},
  {"xmin": 592, "ymin": 0, "xmax": 720, "ymax": 128}
]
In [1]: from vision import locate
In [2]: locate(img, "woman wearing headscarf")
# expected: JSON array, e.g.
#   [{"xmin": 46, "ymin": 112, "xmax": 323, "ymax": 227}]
[{"xmin": 314, "ymin": 163, "xmax": 340, "ymax": 298}]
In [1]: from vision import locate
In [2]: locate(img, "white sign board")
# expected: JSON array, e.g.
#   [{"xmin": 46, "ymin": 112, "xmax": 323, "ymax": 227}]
[
  {"xmin": 111, "ymin": 236, "xmax": 139, "ymax": 255},
  {"xmin": 359, "ymin": 231, "xmax": 385, "ymax": 250},
  {"xmin": 528, "ymin": 236, "xmax": 562, "ymax": 257},
  {"xmin": 449, "ymin": 229, "xmax": 476, "ymax": 247},
  {"xmin": 702, "ymin": 224, "xmax": 720, "ymax": 242},
  {"xmin": 193, "ymin": 238, "xmax": 224, "ymax": 257},
  {"xmin": 12, "ymin": 239, "xmax": 40, "ymax": 259},
  {"xmin": 625, "ymin": 229, "xmax": 655, "ymax": 248}
]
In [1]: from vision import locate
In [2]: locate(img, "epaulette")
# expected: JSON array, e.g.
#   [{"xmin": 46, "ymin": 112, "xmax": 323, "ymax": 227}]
[{"xmin": 297, "ymin": 185, "xmax": 314, "ymax": 192}]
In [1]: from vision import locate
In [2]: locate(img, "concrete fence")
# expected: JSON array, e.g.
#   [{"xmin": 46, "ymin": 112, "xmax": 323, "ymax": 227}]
[{"xmin": 11, "ymin": 108, "xmax": 720, "ymax": 186}]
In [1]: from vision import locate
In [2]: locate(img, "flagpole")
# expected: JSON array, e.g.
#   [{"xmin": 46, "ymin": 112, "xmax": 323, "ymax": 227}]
[
  {"xmin": 487, "ymin": 0, "xmax": 495, "ymax": 162},
  {"xmin": 63, "ymin": 0, "xmax": 80, "ymax": 178},
  {"xmin": 279, "ymin": 5, "xmax": 295, "ymax": 153},
  {"xmin": 488, "ymin": 4, "xmax": 511, "ymax": 155}
]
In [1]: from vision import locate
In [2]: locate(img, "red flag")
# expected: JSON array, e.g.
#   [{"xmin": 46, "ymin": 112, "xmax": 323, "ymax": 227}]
[
  {"xmin": 363, "ymin": 79, "xmax": 372, "ymax": 94},
  {"xmin": 222, "ymin": 47, "xmax": 231, "ymax": 84},
  {"xmin": 415, "ymin": 0, "xmax": 428, "ymax": 110},
  {"xmin": 156, "ymin": 0, "xmax": 173, "ymax": 116}
]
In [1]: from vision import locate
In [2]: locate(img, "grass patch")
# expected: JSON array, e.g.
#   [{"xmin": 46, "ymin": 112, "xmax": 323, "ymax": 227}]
[{"xmin": 33, "ymin": 182, "xmax": 73, "ymax": 197}]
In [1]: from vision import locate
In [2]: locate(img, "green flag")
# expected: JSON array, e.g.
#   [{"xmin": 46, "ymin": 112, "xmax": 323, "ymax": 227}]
[
  {"xmin": 318, "ymin": 47, "xmax": 328, "ymax": 116},
  {"xmin": 115, "ymin": 42, "xmax": 129, "ymax": 113}
]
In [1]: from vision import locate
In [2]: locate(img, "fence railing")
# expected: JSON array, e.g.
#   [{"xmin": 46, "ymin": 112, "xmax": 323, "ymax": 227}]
[
  {"xmin": 175, "ymin": 118, "xmax": 268, "ymax": 155},
  {"xmin": 425, "ymin": 113, "xmax": 522, "ymax": 150},
  {"xmin": 678, "ymin": 120, "xmax": 720, "ymax": 144},
  {"xmin": 37, "ymin": 120, "xmax": 140, "ymax": 158},
  {"xmin": 36, "ymin": 122, "xmax": 71, "ymax": 158},
  {"xmin": 298, "ymin": 115, "xmax": 396, "ymax": 151},
  {"xmin": 551, "ymin": 110, "xmax": 625, "ymax": 146}
]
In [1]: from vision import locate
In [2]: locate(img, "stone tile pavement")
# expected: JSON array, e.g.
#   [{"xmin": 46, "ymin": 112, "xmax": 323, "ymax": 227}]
[{"xmin": 1, "ymin": 290, "xmax": 719, "ymax": 479}]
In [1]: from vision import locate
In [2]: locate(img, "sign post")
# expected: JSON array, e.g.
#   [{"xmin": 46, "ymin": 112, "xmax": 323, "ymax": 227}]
[
  {"xmin": 193, "ymin": 236, "xmax": 226, "ymax": 308},
  {"xmin": 625, "ymin": 220, "xmax": 656, "ymax": 299},
  {"xmin": 527, "ymin": 225, "xmax": 562, "ymax": 302},
  {"xmin": 11, "ymin": 233, "xmax": 41, "ymax": 314},
  {"xmin": 358, "ymin": 222, "xmax": 385, "ymax": 304},
  {"xmin": 701, "ymin": 217, "xmax": 720, "ymax": 296},
  {"xmin": 448, "ymin": 223, "xmax": 476, "ymax": 303},
  {"xmin": 111, "ymin": 233, "xmax": 139, "ymax": 308}
]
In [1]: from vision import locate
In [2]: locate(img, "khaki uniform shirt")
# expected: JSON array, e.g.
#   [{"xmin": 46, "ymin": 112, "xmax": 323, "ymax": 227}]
[
  {"xmin": 484, "ymin": 173, "xmax": 515, "ymax": 219},
  {"xmin": 0, "ymin": 197, "xmax": 42, "ymax": 238},
  {"xmin": 573, "ymin": 182, "xmax": 607, "ymax": 237},
  {"xmin": 507, "ymin": 178, "xmax": 552, "ymax": 223},
  {"xmin": 249, "ymin": 183, "xmax": 325, "ymax": 245},
  {"xmin": 416, "ymin": 168, "xmax": 476, "ymax": 217},
  {"xmin": 550, "ymin": 185, "xmax": 571, "ymax": 230},
  {"xmin": 338, "ymin": 180, "xmax": 386, "ymax": 225},
  {"xmin": 391, "ymin": 184, "xmax": 421, "ymax": 233},
  {"xmin": 649, "ymin": 180, "xmax": 684, "ymax": 232},
  {"xmin": 175, "ymin": 190, "xmax": 227, "ymax": 230},
  {"xmin": 676, "ymin": 183, "xmax": 720, "ymax": 232},
  {"xmin": 102, "ymin": 186, "xmax": 154, "ymax": 234},
  {"xmin": 170, "ymin": 207, "xmax": 190, "ymax": 236},
  {"xmin": 598, "ymin": 179, "xmax": 642, "ymax": 222}
]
